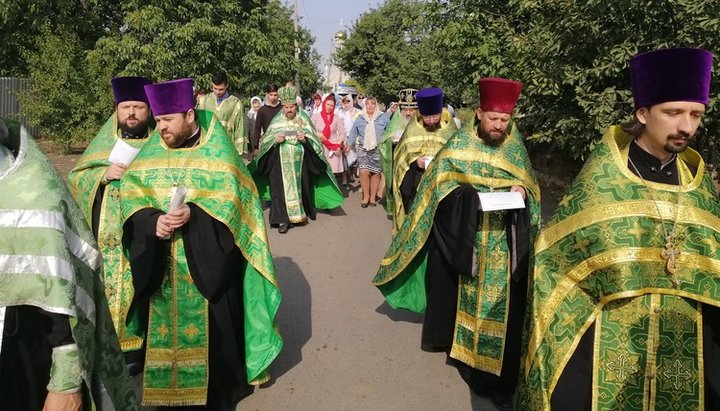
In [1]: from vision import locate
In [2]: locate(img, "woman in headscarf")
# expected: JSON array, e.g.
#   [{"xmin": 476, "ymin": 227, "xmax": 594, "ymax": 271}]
[
  {"xmin": 246, "ymin": 96, "xmax": 263, "ymax": 153},
  {"xmin": 311, "ymin": 93, "xmax": 346, "ymax": 182},
  {"xmin": 347, "ymin": 96, "xmax": 390, "ymax": 207}
]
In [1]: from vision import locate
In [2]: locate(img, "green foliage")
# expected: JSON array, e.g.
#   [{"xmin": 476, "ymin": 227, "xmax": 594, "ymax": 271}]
[
  {"xmin": 339, "ymin": 0, "xmax": 720, "ymax": 171},
  {"xmin": 17, "ymin": 25, "xmax": 101, "ymax": 151},
  {"xmin": 12, "ymin": 0, "xmax": 319, "ymax": 146},
  {"xmin": 337, "ymin": 0, "xmax": 441, "ymax": 104},
  {"xmin": 0, "ymin": 0, "xmax": 123, "ymax": 77}
]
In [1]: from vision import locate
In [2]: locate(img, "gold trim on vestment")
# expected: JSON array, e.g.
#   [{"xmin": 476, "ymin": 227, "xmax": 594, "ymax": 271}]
[
  {"xmin": 379, "ymin": 174, "xmax": 524, "ymax": 269},
  {"xmin": 536, "ymin": 201, "xmax": 720, "ymax": 254},
  {"xmin": 141, "ymin": 387, "xmax": 208, "ymax": 406},
  {"xmin": 525, "ymin": 248, "xmax": 720, "ymax": 379}
]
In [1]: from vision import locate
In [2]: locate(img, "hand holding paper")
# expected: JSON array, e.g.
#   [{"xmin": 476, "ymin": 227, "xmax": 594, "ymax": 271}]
[
  {"xmin": 478, "ymin": 190, "xmax": 525, "ymax": 211},
  {"xmin": 108, "ymin": 139, "xmax": 141, "ymax": 166}
]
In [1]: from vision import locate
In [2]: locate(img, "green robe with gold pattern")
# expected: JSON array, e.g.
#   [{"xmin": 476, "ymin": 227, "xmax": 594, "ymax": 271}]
[
  {"xmin": 68, "ymin": 113, "xmax": 151, "ymax": 353},
  {"xmin": 1, "ymin": 119, "xmax": 136, "ymax": 409},
  {"xmin": 197, "ymin": 93, "xmax": 246, "ymax": 154},
  {"xmin": 390, "ymin": 109, "xmax": 457, "ymax": 233},
  {"xmin": 250, "ymin": 109, "xmax": 343, "ymax": 223},
  {"xmin": 379, "ymin": 111, "xmax": 410, "ymax": 217},
  {"xmin": 373, "ymin": 119, "xmax": 540, "ymax": 376},
  {"xmin": 519, "ymin": 126, "xmax": 720, "ymax": 411},
  {"xmin": 120, "ymin": 110, "xmax": 282, "ymax": 406}
]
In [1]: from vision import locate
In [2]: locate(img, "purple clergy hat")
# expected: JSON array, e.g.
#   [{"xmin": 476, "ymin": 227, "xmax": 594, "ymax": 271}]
[
  {"xmin": 111, "ymin": 76, "xmax": 152, "ymax": 105},
  {"xmin": 416, "ymin": 87, "xmax": 444, "ymax": 115},
  {"xmin": 144, "ymin": 78, "xmax": 195, "ymax": 116},
  {"xmin": 630, "ymin": 48, "xmax": 713, "ymax": 108}
]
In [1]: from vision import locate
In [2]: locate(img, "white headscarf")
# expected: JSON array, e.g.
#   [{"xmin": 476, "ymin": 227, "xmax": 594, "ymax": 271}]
[{"xmin": 361, "ymin": 103, "xmax": 381, "ymax": 151}]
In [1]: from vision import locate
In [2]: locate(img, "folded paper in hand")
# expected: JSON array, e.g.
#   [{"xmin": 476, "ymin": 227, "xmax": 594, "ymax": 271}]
[
  {"xmin": 168, "ymin": 186, "xmax": 188, "ymax": 212},
  {"xmin": 423, "ymin": 156, "xmax": 434, "ymax": 169},
  {"xmin": 478, "ymin": 191, "xmax": 525, "ymax": 211},
  {"xmin": 108, "ymin": 139, "xmax": 141, "ymax": 165}
]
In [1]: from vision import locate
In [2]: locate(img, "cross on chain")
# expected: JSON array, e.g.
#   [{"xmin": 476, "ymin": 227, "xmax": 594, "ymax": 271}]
[{"xmin": 661, "ymin": 235, "xmax": 680, "ymax": 276}]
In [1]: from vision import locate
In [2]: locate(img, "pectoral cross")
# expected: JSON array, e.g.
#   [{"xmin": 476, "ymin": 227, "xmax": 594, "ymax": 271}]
[{"xmin": 661, "ymin": 235, "xmax": 680, "ymax": 278}]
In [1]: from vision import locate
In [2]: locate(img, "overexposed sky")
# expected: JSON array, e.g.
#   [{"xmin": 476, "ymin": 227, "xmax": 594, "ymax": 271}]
[{"xmin": 289, "ymin": 0, "xmax": 383, "ymax": 65}]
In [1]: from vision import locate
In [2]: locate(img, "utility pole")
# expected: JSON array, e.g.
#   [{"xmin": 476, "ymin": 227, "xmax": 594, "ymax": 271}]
[{"xmin": 294, "ymin": 0, "xmax": 300, "ymax": 94}]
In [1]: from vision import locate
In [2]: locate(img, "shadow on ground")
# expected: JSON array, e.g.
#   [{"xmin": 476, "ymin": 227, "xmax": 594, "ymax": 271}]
[
  {"xmin": 262, "ymin": 256, "xmax": 312, "ymax": 384},
  {"xmin": 375, "ymin": 301, "xmax": 423, "ymax": 324}
]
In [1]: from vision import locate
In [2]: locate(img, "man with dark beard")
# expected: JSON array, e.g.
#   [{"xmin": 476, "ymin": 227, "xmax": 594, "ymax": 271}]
[
  {"xmin": 120, "ymin": 78, "xmax": 282, "ymax": 408},
  {"xmin": 374, "ymin": 77, "xmax": 540, "ymax": 410},
  {"xmin": 69, "ymin": 76, "xmax": 155, "ymax": 402},
  {"xmin": 250, "ymin": 85, "xmax": 343, "ymax": 233},
  {"xmin": 390, "ymin": 87, "xmax": 457, "ymax": 232}
]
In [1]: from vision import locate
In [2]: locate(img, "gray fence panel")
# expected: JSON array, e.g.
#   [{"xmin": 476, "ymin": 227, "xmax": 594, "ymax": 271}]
[{"xmin": 0, "ymin": 77, "xmax": 41, "ymax": 137}]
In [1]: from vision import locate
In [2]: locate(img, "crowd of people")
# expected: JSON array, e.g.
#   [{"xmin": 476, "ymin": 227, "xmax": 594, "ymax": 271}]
[{"xmin": 1, "ymin": 46, "xmax": 720, "ymax": 411}]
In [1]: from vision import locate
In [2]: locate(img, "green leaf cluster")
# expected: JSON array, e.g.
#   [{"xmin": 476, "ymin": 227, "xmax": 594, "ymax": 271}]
[
  {"xmin": 337, "ymin": 0, "xmax": 720, "ymax": 169},
  {"xmin": 8, "ymin": 0, "xmax": 320, "ymax": 148}
]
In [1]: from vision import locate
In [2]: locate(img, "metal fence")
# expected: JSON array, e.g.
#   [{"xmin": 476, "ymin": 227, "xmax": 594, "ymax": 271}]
[{"xmin": 0, "ymin": 77, "xmax": 40, "ymax": 137}]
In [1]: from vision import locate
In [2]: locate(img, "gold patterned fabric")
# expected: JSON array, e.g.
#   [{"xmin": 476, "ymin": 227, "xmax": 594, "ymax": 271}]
[
  {"xmin": 373, "ymin": 119, "xmax": 540, "ymax": 375},
  {"xmin": 68, "ymin": 113, "xmax": 150, "ymax": 352},
  {"xmin": 120, "ymin": 110, "xmax": 282, "ymax": 406},
  {"xmin": 519, "ymin": 126, "xmax": 720, "ymax": 410},
  {"xmin": 196, "ymin": 94, "xmax": 246, "ymax": 154},
  {"xmin": 390, "ymin": 109, "xmax": 457, "ymax": 232}
]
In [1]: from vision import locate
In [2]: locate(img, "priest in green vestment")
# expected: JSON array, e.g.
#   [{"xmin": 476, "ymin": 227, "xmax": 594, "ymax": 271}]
[
  {"xmin": 390, "ymin": 87, "xmax": 457, "ymax": 233},
  {"xmin": 249, "ymin": 85, "xmax": 343, "ymax": 234},
  {"xmin": 0, "ymin": 118, "xmax": 136, "ymax": 410},
  {"xmin": 196, "ymin": 71, "xmax": 247, "ymax": 155},
  {"xmin": 519, "ymin": 48, "xmax": 720, "ymax": 411},
  {"xmin": 379, "ymin": 88, "xmax": 417, "ymax": 217},
  {"xmin": 120, "ymin": 78, "xmax": 282, "ymax": 408},
  {"xmin": 373, "ymin": 78, "xmax": 540, "ymax": 410},
  {"xmin": 68, "ymin": 76, "xmax": 153, "ymax": 359}
]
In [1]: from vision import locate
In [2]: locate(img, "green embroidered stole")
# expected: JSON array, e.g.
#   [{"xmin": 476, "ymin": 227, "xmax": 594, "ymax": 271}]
[
  {"xmin": 390, "ymin": 109, "xmax": 457, "ymax": 233},
  {"xmin": 68, "ymin": 113, "xmax": 149, "ymax": 351},
  {"xmin": 120, "ymin": 111, "xmax": 282, "ymax": 406},
  {"xmin": 197, "ymin": 94, "xmax": 246, "ymax": 154},
  {"xmin": 250, "ymin": 110, "xmax": 343, "ymax": 213},
  {"xmin": 519, "ymin": 126, "xmax": 720, "ymax": 411},
  {"xmin": 373, "ymin": 120, "xmax": 540, "ymax": 375},
  {"xmin": 379, "ymin": 111, "xmax": 409, "ymax": 217},
  {"xmin": 0, "ymin": 120, "xmax": 137, "ymax": 408}
]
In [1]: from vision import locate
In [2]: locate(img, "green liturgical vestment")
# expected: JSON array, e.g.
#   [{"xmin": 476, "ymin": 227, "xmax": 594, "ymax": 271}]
[
  {"xmin": 68, "ymin": 113, "xmax": 150, "ymax": 352},
  {"xmin": 120, "ymin": 111, "xmax": 282, "ymax": 406},
  {"xmin": 379, "ymin": 111, "xmax": 410, "ymax": 217},
  {"xmin": 0, "ymin": 120, "xmax": 136, "ymax": 409},
  {"xmin": 197, "ymin": 93, "xmax": 246, "ymax": 154},
  {"xmin": 519, "ymin": 126, "xmax": 720, "ymax": 410},
  {"xmin": 250, "ymin": 110, "xmax": 343, "ymax": 222},
  {"xmin": 390, "ymin": 109, "xmax": 457, "ymax": 233},
  {"xmin": 373, "ymin": 120, "xmax": 540, "ymax": 375}
]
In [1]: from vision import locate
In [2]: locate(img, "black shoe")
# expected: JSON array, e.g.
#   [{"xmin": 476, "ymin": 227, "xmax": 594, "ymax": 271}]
[
  {"xmin": 490, "ymin": 392, "xmax": 514, "ymax": 411},
  {"xmin": 278, "ymin": 224, "xmax": 289, "ymax": 234},
  {"xmin": 369, "ymin": 202, "xmax": 377, "ymax": 207},
  {"xmin": 361, "ymin": 202, "xmax": 369, "ymax": 208}
]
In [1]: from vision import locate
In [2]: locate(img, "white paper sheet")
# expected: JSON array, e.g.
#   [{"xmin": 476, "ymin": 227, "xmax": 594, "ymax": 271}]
[
  {"xmin": 478, "ymin": 191, "xmax": 525, "ymax": 211},
  {"xmin": 108, "ymin": 139, "xmax": 141, "ymax": 166},
  {"xmin": 423, "ymin": 156, "xmax": 434, "ymax": 169}
]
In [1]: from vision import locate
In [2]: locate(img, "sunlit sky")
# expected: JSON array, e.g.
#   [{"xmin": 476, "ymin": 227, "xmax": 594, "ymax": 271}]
[{"xmin": 287, "ymin": 0, "xmax": 383, "ymax": 66}]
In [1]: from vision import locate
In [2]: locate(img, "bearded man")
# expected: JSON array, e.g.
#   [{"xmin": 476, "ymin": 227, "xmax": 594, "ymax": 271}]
[
  {"xmin": 120, "ymin": 78, "xmax": 282, "ymax": 408},
  {"xmin": 69, "ymin": 77, "xmax": 154, "ymax": 373},
  {"xmin": 389, "ymin": 87, "xmax": 457, "ymax": 232},
  {"xmin": 374, "ymin": 78, "xmax": 540, "ymax": 410},
  {"xmin": 250, "ymin": 85, "xmax": 343, "ymax": 234}
]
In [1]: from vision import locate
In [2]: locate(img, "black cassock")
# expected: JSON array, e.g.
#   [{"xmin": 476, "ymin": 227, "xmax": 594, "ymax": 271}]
[
  {"xmin": 124, "ymin": 204, "xmax": 251, "ymax": 411},
  {"xmin": 0, "ymin": 306, "xmax": 75, "ymax": 410},
  {"xmin": 551, "ymin": 141, "xmax": 720, "ymax": 410},
  {"xmin": 420, "ymin": 184, "xmax": 530, "ymax": 397},
  {"xmin": 256, "ymin": 140, "xmax": 328, "ymax": 227},
  {"xmin": 399, "ymin": 162, "xmax": 424, "ymax": 215}
]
